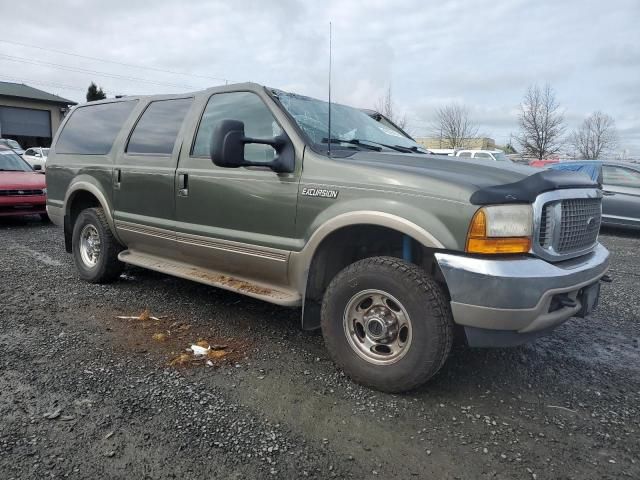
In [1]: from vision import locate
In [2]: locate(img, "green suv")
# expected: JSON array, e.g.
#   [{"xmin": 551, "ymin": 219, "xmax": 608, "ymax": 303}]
[{"xmin": 46, "ymin": 83, "xmax": 609, "ymax": 392}]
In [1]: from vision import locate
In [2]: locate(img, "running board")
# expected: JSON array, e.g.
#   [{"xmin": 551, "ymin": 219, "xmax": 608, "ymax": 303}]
[{"xmin": 118, "ymin": 250, "xmax": 301, "ymax": 307}]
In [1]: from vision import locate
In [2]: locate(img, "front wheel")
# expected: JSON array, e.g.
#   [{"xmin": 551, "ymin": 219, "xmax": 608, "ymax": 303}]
[
  {"xmin": 72, "ymin": 207, "xmax": 124, "ymax": 283},
  {"xmin": 321, "ymin": 256, "xmax": 453, "ymax": 393}
]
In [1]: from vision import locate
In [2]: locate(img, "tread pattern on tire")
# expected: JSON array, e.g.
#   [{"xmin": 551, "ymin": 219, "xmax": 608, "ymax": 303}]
[
  {"xmin": 321, "ymin": 256, "xmax": 453, "ymax": 393},
  {"xmin": 73, "ymin": 207, "xmax": 124, "ymax": 283}
]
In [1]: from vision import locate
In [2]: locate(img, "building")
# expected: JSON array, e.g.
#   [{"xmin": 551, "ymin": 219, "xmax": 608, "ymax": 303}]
[
  {"xmin": 415, "ymin": 137, "xmax": 496, "ymax": 150},
  {"xmin": 0, "ymin": 81, "xmax": 77, "ymax": 148}
]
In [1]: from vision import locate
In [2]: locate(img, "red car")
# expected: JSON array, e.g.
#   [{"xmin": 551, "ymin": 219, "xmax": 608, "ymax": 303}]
[
  {"xmin": 529, "ymin": 158, "xmax": 560, "ymax": 168},
  {"xmin": 0, "ymin": 145, "xmax": 47, "ymax": 220}
]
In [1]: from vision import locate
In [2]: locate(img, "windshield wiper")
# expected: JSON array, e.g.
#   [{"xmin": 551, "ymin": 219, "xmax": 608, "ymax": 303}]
[{"xmin": 322, "ymin": 138, "xmax": 382, "ymax": 151}]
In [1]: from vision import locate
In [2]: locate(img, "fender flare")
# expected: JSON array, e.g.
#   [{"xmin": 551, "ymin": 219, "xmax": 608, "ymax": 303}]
[
  {"xmin": 290, "ymin": 211, "xmax": 446, "ymax": 330},
  {"xmin": 64, "ymin": 180, "xmax": 120, "ymax": 241}
]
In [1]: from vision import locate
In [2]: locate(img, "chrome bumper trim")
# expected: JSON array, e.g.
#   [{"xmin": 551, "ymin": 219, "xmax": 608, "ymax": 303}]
[{"xmin": 435, "ymin": 244, "xmax": 609, "ymax": 333}]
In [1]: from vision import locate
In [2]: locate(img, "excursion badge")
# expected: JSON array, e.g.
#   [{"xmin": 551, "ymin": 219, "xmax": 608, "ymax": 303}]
[{"xmin": 302, "ymin": 187, "xmax": 339, "ymax": 199}]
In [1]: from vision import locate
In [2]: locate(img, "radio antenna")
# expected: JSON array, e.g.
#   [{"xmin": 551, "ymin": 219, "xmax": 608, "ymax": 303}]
[{"xmin": 328, "ymin": 21, "xmax": 332, "ymax": 157}]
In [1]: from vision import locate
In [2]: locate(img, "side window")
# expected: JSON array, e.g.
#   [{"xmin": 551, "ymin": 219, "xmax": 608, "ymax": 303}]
[
  {"xmin": 458, "ymin": 151, "xmax": 472, "ymax": 158},
  {"xmin": 127, "ymin": 98, "xmax": 192, "ymax": 155},
  {"xmin": 603, "ymin": 166, "xmax": 640, "ymax": 188},
  {"xmin": 474, "ymin": 152, "xmax": 492, "ymax": 159},
  {"xmin": 55, "ymin": 101, "xmax": 137, "ymax": 155},
  {"xmin": 24, "ymin": 148, "xmax": 34, "ymax": 156},
  {"xmin": 192, "ymin": 91, "xmax": 282, "ymax": 162}
]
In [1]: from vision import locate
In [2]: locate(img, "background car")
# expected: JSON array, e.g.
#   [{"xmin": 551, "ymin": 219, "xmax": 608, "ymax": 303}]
[
  {"xmin": 0, "ymin": 145, "xmax": 47, "ymax": 220},
  {"xmin": 455, "ymin": 149, "xmax": 512, "ymax": 162},
  {"xmin": 547, "ymin": 160, "xmax": 640, "ymax": 229},
  {"xmin": 22, "ymin": 147, "xmax": 49, "ymax": 171},
  {"xmin": 0, "ymin": 138, "xmax": 26, "ymax": 156}
]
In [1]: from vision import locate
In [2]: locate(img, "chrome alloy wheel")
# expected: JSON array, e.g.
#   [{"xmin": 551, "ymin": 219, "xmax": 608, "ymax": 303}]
[
  {"xmin": 343, "ymin": 289, "xmax": 413, "ymax": 365},
  {"xmin": 79, "ymin": 224, "xmax": 101, "ymax": 268}
]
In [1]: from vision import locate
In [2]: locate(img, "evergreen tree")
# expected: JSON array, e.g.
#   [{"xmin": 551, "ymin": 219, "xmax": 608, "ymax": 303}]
[{"xmin": 86, "ymin": 82, "xmax": 106, "ymax": 102}]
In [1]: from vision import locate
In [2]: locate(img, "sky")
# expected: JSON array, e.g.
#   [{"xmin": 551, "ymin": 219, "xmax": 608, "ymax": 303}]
[{"xmin": 1, "ymin": 0, "xmax": 639, "ymax": 155}]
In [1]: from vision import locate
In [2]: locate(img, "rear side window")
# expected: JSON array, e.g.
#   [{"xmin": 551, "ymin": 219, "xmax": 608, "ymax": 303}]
[
  {"xmin": 126, "ymin": 98, "xmax": 192, "ymax": 155},
  {"xmin": 55, "ymin": 101, "xmax": 137, "ymax": 155},
  {"xmin": 458, "ymin": 151, "xmax": 472, "ymax": 157}
]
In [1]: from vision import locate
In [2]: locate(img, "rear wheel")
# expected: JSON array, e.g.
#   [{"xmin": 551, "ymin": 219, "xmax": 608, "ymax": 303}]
[
  {"xmin": 321, "ymin": 256, "xmax": 453, "ymax": 393},
  {"xmin": 72, "ymin": 207, "xmax": 124, "ymax": 283}
]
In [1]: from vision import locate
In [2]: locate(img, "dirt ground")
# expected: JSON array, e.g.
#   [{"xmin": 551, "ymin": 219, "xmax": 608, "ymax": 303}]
[{"xmin": 1, "ymin": 218, "xmax": 638, "ymax": 479}]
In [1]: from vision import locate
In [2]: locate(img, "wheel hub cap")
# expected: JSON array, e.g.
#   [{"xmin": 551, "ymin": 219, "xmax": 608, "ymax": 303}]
[
  {"xmin": 79, "ymin": 224, "xmax": 101, "ymax": 268},
  {"xmin": 343, "ymin": 289, "xmax": 413, "ymax": 365}
]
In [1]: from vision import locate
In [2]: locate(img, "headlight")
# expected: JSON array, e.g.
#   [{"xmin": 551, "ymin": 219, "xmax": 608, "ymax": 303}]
[{"xmin": 466, "ymin": 205, "xmax": 532, "ymax": 254}]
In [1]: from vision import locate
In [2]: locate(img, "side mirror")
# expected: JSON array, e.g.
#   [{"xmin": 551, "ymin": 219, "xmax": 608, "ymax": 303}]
[
  {"xmin": 33, "ymin": 164, "xmax": 42, "ymax": 171},
  {"xmin": 210, "ymin": 119, "xmax": 294, "ymax": 173}
]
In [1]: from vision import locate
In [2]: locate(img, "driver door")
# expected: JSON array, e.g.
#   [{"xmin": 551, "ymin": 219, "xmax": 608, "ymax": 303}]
[{"xmin": 174, "ymin": 91, "xmax": 300, "ymax": 286}]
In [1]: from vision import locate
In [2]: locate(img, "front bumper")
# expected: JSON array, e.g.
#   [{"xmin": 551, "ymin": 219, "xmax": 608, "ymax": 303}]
[
  {"xmin": 435, "ymin": 243, "xmax": 610, "ymax": 347},
  {"xmin": 0, "ymin": 195, "xmax": 47, "ymax": 217}
]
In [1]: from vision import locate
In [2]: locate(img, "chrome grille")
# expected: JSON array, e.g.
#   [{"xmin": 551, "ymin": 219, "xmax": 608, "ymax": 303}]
[
  {"xmin": 0, "ymin": 189, "xmax": 45, "ymax": 196},
  {"xmin": 557, "ymin": 198, "xmax": 601, "ymax": 253},
  {"xmin": 536, "ymin": 195, "xmax": 601, "ymax": 259}
]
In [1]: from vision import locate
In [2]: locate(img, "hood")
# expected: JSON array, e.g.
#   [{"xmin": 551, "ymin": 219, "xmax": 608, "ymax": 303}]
[
  {"xmin": 347, "ymin": 152, "xmax": 598, "ymax": 203},
  {"xmin": 0, "ymin": 171, "xmax": 46, "ymax": 190}
]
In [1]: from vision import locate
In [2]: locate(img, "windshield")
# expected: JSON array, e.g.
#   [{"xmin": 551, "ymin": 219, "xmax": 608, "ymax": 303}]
[
  {"xmin": 2, "ymin": 139, "xmax": 23, "ymax": 150},
  {"xmin": 0, "ymin": 150, "xmax": 33, "ymax": 171},
  {"xmin": 493, "ymin": 152, "xmax": 511, "ymax": 162},
  {"xmin": 273, "ymin": 90, "xmax": 420, "ymax": 152}
]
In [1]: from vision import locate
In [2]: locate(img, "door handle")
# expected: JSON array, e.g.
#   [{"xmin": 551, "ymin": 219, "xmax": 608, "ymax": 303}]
[
  {"xmin": 178, "ymin": 173, "xmax": 188, "ymax": 197},
  {"xmin": 113, "ymin": 168, "xmax": 121, "ymax": 189}
]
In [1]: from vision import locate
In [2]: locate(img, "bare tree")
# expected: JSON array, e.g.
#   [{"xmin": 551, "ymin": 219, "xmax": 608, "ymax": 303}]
[
  {"xmin": 374, "ymin": 86, "xmax": 408, "ymax": 130},
  {"xmin": 429, "ymin": 103, "xmax": 479, "ymax": 149},
  {"xmin": 570, "ymin": 111, "xmax": 617, "ymax": 159},
  {"xmin": 517, "ymin": 84, "xmax": 565, "ymax": 160}
]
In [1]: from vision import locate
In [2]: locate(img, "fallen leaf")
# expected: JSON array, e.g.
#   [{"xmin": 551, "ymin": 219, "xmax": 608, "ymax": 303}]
[
  {"xmin": 138, "ymin": 309, "xmax": 151, "ymax": 321},
  {"xmin": 169, "ymin": 353, "xmax": 192, "ymax": 366},
  {"xmin": 195, "ymin": 340, "xmax": 210, "ymax": 348},
  {"xmin": 208, "ymin": 349, "xmax": 228, "ymax": 359},
  {"xmin": 152, "ymin": 333, "xmax": 168, "ymax": 342}
]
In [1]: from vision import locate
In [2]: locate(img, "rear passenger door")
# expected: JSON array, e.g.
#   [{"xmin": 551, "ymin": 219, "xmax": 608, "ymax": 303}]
[{"xmin": 113, "ymin": 97, "xmax": 193, "ymax": 257}]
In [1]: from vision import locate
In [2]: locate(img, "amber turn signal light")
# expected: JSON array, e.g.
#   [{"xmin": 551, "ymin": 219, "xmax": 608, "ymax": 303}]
[{"xmin": 466, "ymin": 208, "xmax": 531, "ymax": 254}]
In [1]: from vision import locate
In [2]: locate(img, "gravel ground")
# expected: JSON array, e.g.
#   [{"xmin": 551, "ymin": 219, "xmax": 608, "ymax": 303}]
[{"xmin": 0, "ymin": 217, "xmax": 638, "ymax": 479}]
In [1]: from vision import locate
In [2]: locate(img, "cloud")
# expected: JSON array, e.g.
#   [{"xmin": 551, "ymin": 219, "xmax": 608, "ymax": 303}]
[{"xmin": 0, "ymin": 0, "xmax": 637, "ymax": 154}]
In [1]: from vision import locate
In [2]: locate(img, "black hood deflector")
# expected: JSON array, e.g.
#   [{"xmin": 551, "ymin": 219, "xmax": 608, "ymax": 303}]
[{"xmin": 470, "ymin": 169, "xmax": 598, "ymax": 205}]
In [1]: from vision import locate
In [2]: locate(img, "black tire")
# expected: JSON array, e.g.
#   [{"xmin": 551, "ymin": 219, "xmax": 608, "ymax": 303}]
[
  {"xmin": 321, "ymin": 256, "xmax": 453, "ymax": 393},
  {"xmin": 39, "ymin": 213, "xmax": 50, "ymax": 222},
  {"xmin": 72, "ymin": 207, "xmax": 124, "ymax": 283}
]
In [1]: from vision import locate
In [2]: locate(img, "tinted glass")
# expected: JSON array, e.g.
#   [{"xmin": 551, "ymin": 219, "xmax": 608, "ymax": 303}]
[
  {"xmin": 192, "ymin": 92, "xmax": 282, "ymax": 162},
  {"xmin": 458, "ymin": 152, "xmax": 472, "ymax": 157},
  {"xmin": 475, "ymin": 152, "xmax": 492, "ymax": 158},
  {"xmin": 56, "ymin": 101, "xmax": 137, "ymax": 154},
  {"xmin": 603, "ymin": 166, "xmax": 640, "ymax": 188},
  {"xmin": 127, "ymin": 98, "xmax": 192, "ymax": 155}
]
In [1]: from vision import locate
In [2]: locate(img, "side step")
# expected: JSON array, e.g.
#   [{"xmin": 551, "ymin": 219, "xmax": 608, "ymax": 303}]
[{"xmin": 118, "ymin": 250, "xmax": 302, "ymax": 307}]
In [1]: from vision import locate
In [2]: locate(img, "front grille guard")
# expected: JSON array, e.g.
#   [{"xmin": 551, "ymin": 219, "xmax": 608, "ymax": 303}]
[{"xmin": 531, "ymin": 188, "xmax": 603, "ymax": 262}]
